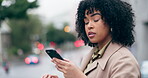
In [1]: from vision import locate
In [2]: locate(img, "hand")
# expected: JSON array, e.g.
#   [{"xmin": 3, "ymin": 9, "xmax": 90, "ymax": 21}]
[
  {"xmin": 52, "ymin": 58, "xmax": 87, "ymax": 78},
  {"xmin": 42, "ymin": 74, "xmax": 58, "ymax": 78}
]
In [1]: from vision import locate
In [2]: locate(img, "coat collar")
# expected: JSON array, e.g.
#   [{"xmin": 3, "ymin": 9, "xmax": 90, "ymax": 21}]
[
  {"xmin": 97, "ymin": 42, "xmax": 123, "ymax": 70},
  {"xmin": 81, "ymin": 42, "xmax": 123, "ymax": 74}
]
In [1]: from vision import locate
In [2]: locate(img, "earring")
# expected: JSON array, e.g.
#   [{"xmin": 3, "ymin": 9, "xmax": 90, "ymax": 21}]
[{"xmin": 111, "ymin": 28, "xmax": 112, "ymax": 32}]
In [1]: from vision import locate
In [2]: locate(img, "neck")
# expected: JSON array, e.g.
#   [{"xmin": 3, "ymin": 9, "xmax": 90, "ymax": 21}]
[{"xmin": 98, "ymin": 35, "xmax": 112, "ymax": 50}]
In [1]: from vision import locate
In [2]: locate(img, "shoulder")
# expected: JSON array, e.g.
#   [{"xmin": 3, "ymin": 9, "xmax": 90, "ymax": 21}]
[
  {"xmin": 110, "ymin": 46, "xmax": 138, "ymax": 64},
  {"xmin": 108, "ymin": 46, "xmax": 141, "ymax": 78}
]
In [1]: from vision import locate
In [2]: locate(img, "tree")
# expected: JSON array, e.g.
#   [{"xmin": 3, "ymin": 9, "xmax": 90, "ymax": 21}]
[
  {"xmin": 0, "ymin": 0, "xmax": 38, "ymax": 27},
  {"xmin": 8, "ymin": 15, "xmax": 43, "ymax": 55},
  {"xmin": 0, "ymin": 0, "xmax": 38, "ymax": 20},
  {"xmin": 0, "ymin": 0, "xmax": 39, "ymax": 55},
  {"xmin": 46, "ymin": 23, "xmax": 76, "ymax": 46}
]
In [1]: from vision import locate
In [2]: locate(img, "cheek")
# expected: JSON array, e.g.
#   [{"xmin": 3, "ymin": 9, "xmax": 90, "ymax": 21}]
[
  {"xmin": 100, "ymin": 28, "xmax": 110, "ymax": 39},
  {"xmin": 96, "ymin": 25, "xmax": 110, "ymax": 38}
]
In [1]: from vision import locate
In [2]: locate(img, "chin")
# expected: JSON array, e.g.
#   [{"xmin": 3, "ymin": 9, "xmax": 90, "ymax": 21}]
[{"xmin": 89, "ymin": 40, "xmax": 98, "ymax": 43}]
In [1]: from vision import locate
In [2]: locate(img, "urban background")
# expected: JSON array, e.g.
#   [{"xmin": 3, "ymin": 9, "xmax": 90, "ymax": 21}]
[{"xmin": 0, "ymin": 0, "xmax": 148, "ymax": 78}]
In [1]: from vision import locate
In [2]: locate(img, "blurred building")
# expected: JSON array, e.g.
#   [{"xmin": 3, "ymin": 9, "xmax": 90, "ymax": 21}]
[
  {"xmin": 124, "ymin": 0, "xmax": 148, "ymax": 64},
  {"xmin": 0, "ymin": 21, "xmax": 11, "ymax": 62}
]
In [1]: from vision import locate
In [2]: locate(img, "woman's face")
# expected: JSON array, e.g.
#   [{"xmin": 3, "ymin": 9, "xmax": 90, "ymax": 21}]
[{"xmin": 84, "ymin": 10, "xmax": 111, "ymax": 45}]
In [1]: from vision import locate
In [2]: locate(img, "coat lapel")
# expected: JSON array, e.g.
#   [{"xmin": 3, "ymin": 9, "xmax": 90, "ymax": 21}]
[
  {"xmin": 84, "ymin": 61, "xmax": 98, "ymax": 75},
  {"xmin": 97, "ymin": 42, "xmax": 123, "ymax": 70},
  {"xmin": 81, "ymin": 47, "xmax": 97, "ymax": 71}
]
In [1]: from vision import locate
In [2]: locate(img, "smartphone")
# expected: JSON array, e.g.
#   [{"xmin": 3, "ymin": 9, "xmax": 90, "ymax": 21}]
[{"xmin": 45, "ymin": 48, "xmax": 64, "ymax": 60}]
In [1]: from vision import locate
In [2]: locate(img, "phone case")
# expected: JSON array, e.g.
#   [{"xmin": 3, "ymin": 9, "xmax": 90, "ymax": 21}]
[{"xmin": 45, "ymin": 48, "xmax": 64, "ymax": 60}]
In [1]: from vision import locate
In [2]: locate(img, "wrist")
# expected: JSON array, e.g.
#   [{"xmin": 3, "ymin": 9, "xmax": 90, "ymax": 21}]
[{"xmin": 78, "ymin": 71, "xmax": 87, "ymax": 78}]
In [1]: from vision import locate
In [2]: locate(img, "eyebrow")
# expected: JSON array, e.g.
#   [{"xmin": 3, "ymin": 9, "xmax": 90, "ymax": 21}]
[
  {"xmin": 90, "ymin": 13, "xmax": 101, "ymax": 17},
  {"xmin": 84, "ymin": 13, "xmax": 101, "ymax": 19}
]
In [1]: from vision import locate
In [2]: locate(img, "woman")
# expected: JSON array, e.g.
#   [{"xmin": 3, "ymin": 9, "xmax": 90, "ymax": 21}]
[{"xmin": 42, "ymin": 0, "xmax": 141, "ymax": 78}]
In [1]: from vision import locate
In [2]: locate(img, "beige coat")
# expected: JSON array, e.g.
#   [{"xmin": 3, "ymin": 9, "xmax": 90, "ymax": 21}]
[{"xmin": 81, "ymin": 42, "xmax": 141, "ymax": 78}]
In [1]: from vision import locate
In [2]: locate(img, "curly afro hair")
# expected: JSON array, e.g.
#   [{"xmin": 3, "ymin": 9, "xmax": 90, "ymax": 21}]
[{"xmin": 76, "ymin": 0, "xmax": 135, "ymax": 47}]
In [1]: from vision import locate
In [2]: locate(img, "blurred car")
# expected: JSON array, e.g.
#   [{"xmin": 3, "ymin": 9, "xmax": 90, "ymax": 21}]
[
  {"xmin": 24, "ymin": 54, "xmax": 40, "ymax": 64},
  {"xmin": 141, "ymin": 61, "xmax": 148, "ymax": 78}
]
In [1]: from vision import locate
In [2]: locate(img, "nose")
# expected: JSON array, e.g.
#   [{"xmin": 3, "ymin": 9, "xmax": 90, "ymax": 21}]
[{"xmin": 87, "ymin": 22, "xmax": 94, "ymax": 30}]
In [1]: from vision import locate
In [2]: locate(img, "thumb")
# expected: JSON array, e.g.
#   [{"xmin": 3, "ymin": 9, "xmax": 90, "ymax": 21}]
[{"xmin": 51, "ymin": 75, "xmax": 58, "ymax": 78}]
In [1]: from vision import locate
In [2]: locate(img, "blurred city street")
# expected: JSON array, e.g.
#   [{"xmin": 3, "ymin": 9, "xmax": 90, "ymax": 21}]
[
  {"xmin": 0, "ymin": 46, "xmax": 91, "ymax": 78},
  {"xmin": 0, "ymin": 0, "xmax": 148, "ymax": 78}
]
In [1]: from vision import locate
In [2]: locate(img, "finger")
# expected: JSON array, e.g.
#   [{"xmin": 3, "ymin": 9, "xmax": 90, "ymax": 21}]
[
  {"xmin": 56, "ymin": 63, "xmax": 67, "ymax": 69},
  {"xmin": 63, "ymin": 59, "xmax": 70, "ymax": 62},
  {"xmin": 42, "ymin": 74, "xmax": 48, "ymax": 78},
  {"xmin": 54, "ymin": 76, "xmax": 58, "ymax": 78},
  {"xmin": 46, "ymin": 75, "xmax": 49, "ymax": 78},
  {"xmin": 42, "ymin": 75, "xmax": 44, "ymax": 78},
  {"xmin": 51, "ymin": 59, "xmax": 62, "ymax": 66},
  {"xmin": 47, "ymin": 75, "xmax": 58, "ymax": 78},
  {"xmin": 42, "ymin": 74, "xmax": 46, "ymax": 78},
  {"xmin": 51, "ymin": 76, "xmax": 58, "ymax": 78},
  {"xmin": 51, "ymin": 58, "xmax": 59, "ymax": 64},
  {"xmin": 51, "ymin": 59, "xmax": 56, "ymax": 64},
  {"xmin": 53, "ymin": 58, "xmax": 68, "ymax": 66},
  {"xmin": 51, "ymin": 75, "xmax": 58, "ymax": 78},
  {"xmin": 55, "ymin": 65, "xmax": 66, "ymax": 73},
  {"xmin": 52, "ymin": 59, "xmax": 66, "ymax": 71}
]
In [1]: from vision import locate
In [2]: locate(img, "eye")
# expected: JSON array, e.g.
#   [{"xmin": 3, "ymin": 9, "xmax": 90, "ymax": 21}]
[
  {"xmin": 94, "ymin": 19, "xmax": 100, "ymax": 22},
  {"xmin": 85, "ymin": 22, "xmax": 89, "ymax": 25},
  {"xmin": 84, "ymin": 19, "xmax": 89, "ymax": 25}
]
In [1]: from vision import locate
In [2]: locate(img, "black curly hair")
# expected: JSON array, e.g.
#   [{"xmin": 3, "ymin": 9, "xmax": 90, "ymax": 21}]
[{"xmin": 76, "ymin": 0, "xmax": 135, "ymax": 47}]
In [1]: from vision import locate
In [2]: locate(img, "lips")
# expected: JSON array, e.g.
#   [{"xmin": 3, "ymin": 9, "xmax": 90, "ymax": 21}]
[{"xmin": 88, "ymin": 32, "xmax": 96, "ymax": 38}]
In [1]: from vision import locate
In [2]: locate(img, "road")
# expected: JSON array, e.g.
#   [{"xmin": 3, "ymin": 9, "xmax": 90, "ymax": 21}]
[{"xmin": 0, "ymin": 46, "xmax": 91, "ymax": 78}]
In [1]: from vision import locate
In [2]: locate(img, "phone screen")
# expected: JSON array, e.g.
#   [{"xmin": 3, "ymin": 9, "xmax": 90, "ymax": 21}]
[{"xmin": 45, "ymin": 48, "xmax": 64, "ymax": 60}]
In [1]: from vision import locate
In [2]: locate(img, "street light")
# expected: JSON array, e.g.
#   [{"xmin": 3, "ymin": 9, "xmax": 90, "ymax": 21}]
[{"xmin": 64, "ymin": 26, "xmax": 71, "ymax": 32}]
